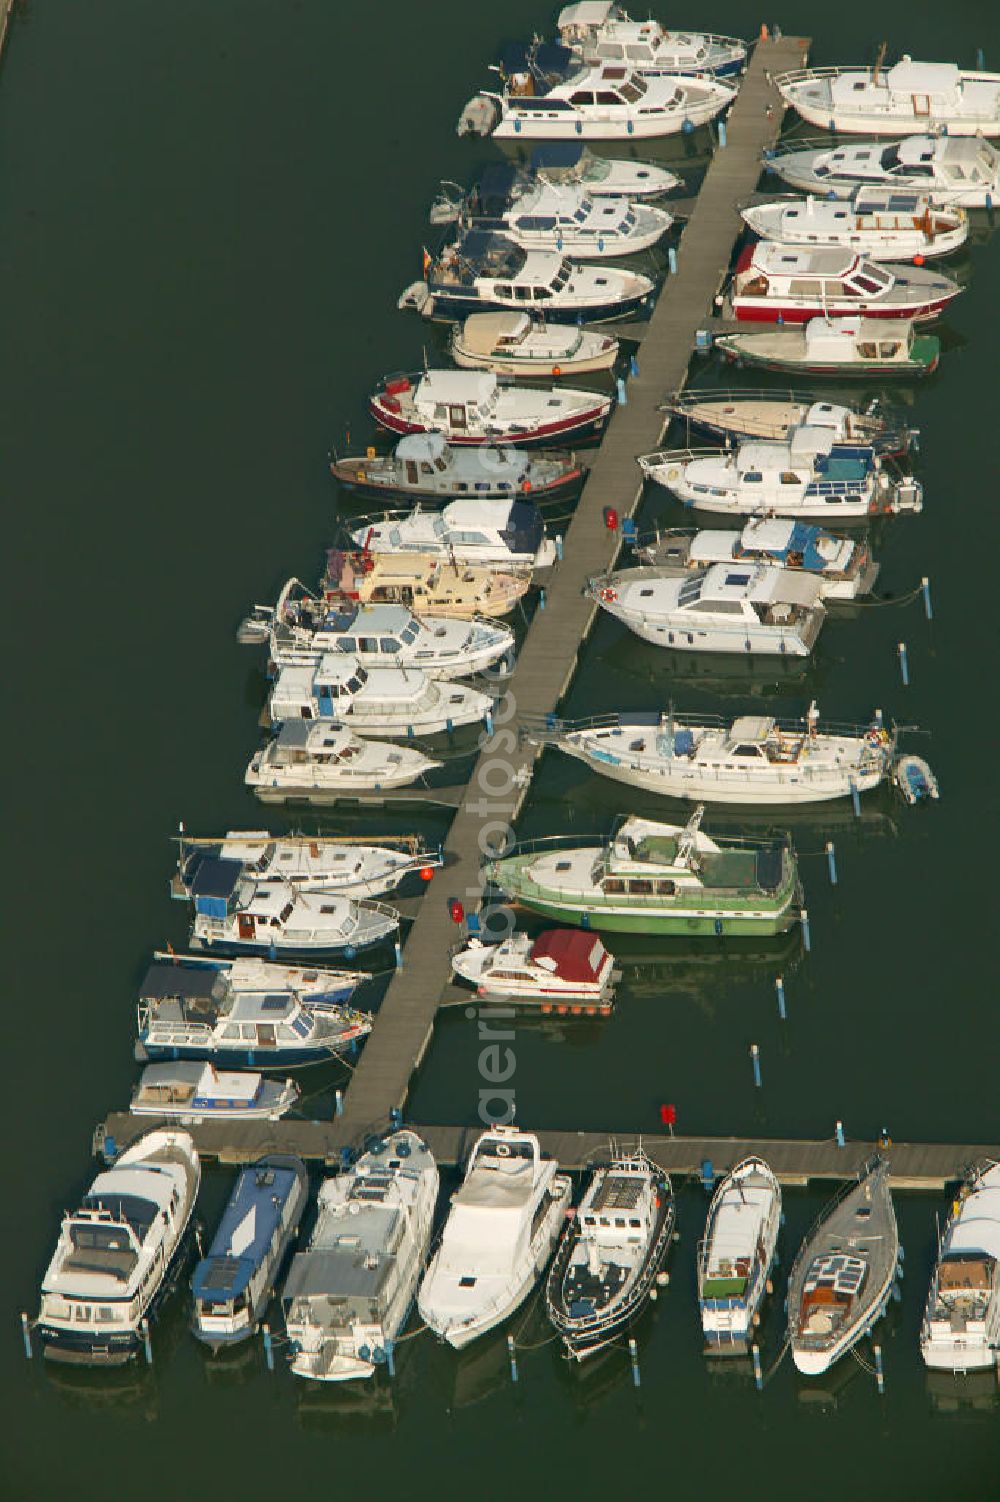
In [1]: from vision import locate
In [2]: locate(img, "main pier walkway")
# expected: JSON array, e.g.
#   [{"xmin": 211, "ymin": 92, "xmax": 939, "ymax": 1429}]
[
  {"xmin": 334, "ymin": 33, "xmax": 810, "ymax": 1133},
  {"xmin": 97, "ymin": 1113, "xmax": 995, "ymax": 1193}
]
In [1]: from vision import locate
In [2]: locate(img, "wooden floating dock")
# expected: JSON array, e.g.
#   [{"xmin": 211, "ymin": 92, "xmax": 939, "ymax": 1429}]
[
  {"xmin": 96, "ymin": 1112, "xmax": 996, "ymax": 1192},
  {"xmin": 335, "ymin": 33, "xmax": 811, "ymax": 1136}
]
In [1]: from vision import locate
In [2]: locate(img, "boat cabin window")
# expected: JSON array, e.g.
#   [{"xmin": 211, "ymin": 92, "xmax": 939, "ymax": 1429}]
[
  {"xmin": 449, "ymin": 405, "xmax": 467, "ymax": 427},
  {"xmin": 788, "ymin": 279, "xmax": 823, "ymax": 296},
  {"xmin": 570, "ymin": 90, "xmax": 595, "ymax": 105},
  {"xmin": 779, "ymin": 472, "xmax": 801, "ymax": 485},
  {"xmin": 515, "ymin": 286, "xmax": 532, "ymax": 300},
  {"xmin": 380, "ymin": 638, "xmax": 400, "ymax": 652},
  {"xmin": 734, "ymin": 743, "xmax": 765, "ymax": 758},
  {"xmin": 853, "ymin": 274, "xmax": 885, "ymax": 294},
  {"xmin": 603, "ymin": 877, "xmax": 625, "ymax": 893},
  {"xmin": 405, "ymin": 461, "xmax": 418, "ymax": 484},
  {"xmin": 879, "ymin": 341, "xmax": 900, "ymax": 358},
  {"xmin": 494, "ymin": 283, "xmax": 513, "ymax": 298},
  {"xmin": 533, "ymin": 286, "xmax": 551, "ymax": 299},
  {"xmin": 857, "ymin": 341, "xmax": 879, "ymax": 359},
  {"xmin": 743, "ymin": 471, "xmax": 763, "ymax": 483},
  {"xmin": 628, "ymin": 878, "xmax": 653, "ymax": 894},
  {"xmin": 596, "ymin": 89, "xmax": 622, "ymax": 104}
]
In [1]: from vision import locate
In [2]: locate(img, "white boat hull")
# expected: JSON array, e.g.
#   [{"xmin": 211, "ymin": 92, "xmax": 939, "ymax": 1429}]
[{"xmin": 605, "ymin": 606, "xmax": 813, "ymax": 657}]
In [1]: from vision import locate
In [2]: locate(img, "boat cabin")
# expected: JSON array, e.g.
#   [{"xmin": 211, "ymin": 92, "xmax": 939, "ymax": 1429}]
[{"xmin": 735, "ymin": 243, "xmax": 895, "ymax": 304}]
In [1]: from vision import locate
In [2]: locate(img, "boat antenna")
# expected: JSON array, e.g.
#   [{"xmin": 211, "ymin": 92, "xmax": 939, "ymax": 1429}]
[{"xmin": 873, "ymin": 41, "xmax": 887, "ymax": 85}]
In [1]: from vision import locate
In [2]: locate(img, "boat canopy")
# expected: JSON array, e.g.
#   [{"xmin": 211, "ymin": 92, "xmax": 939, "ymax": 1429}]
[
  {"xmin": 188, "ymin": 856, "xmax": 243, "ymax": 918},
  {"xmin": 729, "ymin": 716, "xmax": 777, "ymax": 743},
  {"xmin": 749, "ymin": 242, "xmax": 858, "ymax": 277},
  {"xmin": 804, "ymin": 401, "xmax": 853, "ymax": 431},
  {"xmin": 789, "ymin": 426, "xmax": 838, "ymax": 461},
  {"xmin": 417, "ymin": 370, "xmax": 497, "ymax": 408},
  {"xmin": 530, "ymin": 929, "xmax": 606, "ymax": 979},
  {"xmin": 884, "ymin": 60, "xmax": 961, "ymax": 97},
  {"xmin": 395, "ymin": 432, "xmax": 449, "ymax": 463},
  {"xmin": 558, "ymin": 1, "xmax": 617, "ymax": 27},
  {"xmin": 461, "ymin": 311, "xmax": 532, "ymax": 354}
]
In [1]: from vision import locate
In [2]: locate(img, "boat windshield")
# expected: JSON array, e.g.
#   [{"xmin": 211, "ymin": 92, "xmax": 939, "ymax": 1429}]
[
  {"xmin": 80, "ymin": 1193, "xmax": 159, "ymax": 1243},
  {"xmin": 880, "ymin": 145, "xmax": 901, "ymax": 172}
]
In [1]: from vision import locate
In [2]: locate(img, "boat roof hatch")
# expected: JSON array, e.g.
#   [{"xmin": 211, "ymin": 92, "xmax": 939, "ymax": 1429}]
[{"xmin": 729, "ymin": 716, "xmax": 776, "ymax": 743}]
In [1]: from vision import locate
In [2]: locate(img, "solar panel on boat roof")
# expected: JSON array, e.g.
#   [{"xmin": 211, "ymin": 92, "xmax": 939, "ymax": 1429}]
[
  {"xmin": 592, "ymin": 1175, "xmax": 644, "ymax": 1212},
  {"xmin": 201, "ymin": 1256, "xmax": 242, "ymax": 1290}
]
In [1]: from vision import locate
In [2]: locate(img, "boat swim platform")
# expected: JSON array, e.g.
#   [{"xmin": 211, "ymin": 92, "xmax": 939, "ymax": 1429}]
[
  {"xmin": 94, "ymin": 1114, "xmax": 995, "ymax": 1192},
  {"xmin": 330, "ymin": 34, "xmax": 811, "ymax": 1137}
]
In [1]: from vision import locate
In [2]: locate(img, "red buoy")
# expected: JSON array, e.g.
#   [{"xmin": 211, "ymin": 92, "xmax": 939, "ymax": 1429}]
[
  {"xmin": 420, "ymin": 865, "xmax": 435, "ymax": 881},
  {"xmin": 659, "ymin": 1103, "xmax": 677, "ymax": 1127},
  {"xmin": 604, "ymin": 506, "xmax": 619, "ymax": 531},
  {"xmin": 913, "ymin": 253, "xmax": 926, "ymax": 267},
  {"xmin": 449, "ymin": 898, "xmax": 465, "ymax": 924}
]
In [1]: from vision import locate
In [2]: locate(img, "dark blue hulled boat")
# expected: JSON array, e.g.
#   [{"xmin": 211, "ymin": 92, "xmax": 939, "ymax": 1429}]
[{"xmin": 192, "ymin": 1155, "xmax": 309, "ymax": 1350}]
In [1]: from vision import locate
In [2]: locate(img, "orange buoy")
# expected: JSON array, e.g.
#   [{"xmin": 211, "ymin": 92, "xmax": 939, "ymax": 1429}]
[
  {"xmin": 913, "ymin": 253, "xmax": 926, "ymax": 266},
  {"xmin": 760, "ymin": 23, "xmax": 769, "ymax": 40},
  {"xmin": 420, "ymin": 865, "xmax": 435, "ymax": 881},
  {"xmin": 552, "ymin": 365, "xmax": 562, "ymax": 377}
]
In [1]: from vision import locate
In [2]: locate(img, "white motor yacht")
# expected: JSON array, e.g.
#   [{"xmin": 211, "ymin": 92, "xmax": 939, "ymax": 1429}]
[
  {"xmin": 267, "ymin": 656, "xmax": 493, "ymax": 738},
  {"xmin": 698, "ymin": 1157, "xmax": 782, "ymax": 1349},
  {"xmin": 352, "ymin": 499, "xmax": 557, "ymax": 571},
  {"xmin": 588, "ymin": 562, "xmax": 826, "ymax": 657},
  {"xmin": 451, "ymin": 311, "xmax": 618, "ymax": 377},
  {"xmin": 246, "ymin": 722, "xmax": 442, "ymax": 802},
  {"xmin": 529, "ymin": 141, "xmax": 680, "ymax": 199},
  {"xmin": 418, "ymin": 1126, "xmax": 571, "ymax": 1348},
  {"xmin": 775, "ymin": 58, "xmax": 1000, "ymax": 136},
  {"xmin": 635, "ymin": 519, "xmax": 878, "ymax": 601},
  {"xmin": 537, "ymin": 704, "xmax": 898, "ymax": 806},
  {"xmin": 557, "ymin": 3, "xmax": 746, "ymax": 78},
  {"xmin": 283, "ymin": 1130, "xmax": 439, "ymax": 1381},
  {"xmin": 451, "ymin": 928, "xmax": 618, "ymax": 1008},
  {"xmin": 766, "ymin": 133, "xmax": 1000, "ymax": 209},
  {"xmin": 36, "ymin": 1130, "xmax": 201, "ymax": 1365},
  {"xmin": 371, "ymin": 367, "xmax": 613, "ymax": 443},
  {"xmin": 741, "ymin": 191, "xmax": 968, "ymax": 261},
  {"xmin": 176, "ymin": 830, "xmax": 440, "ymax": 900},
  {"xmin": 921, "ymin": 1162, "xmax": 1000, "ymax": 1372}
]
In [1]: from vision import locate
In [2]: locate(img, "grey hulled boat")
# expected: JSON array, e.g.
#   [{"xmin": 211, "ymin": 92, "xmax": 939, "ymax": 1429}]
[
  {"xmin": 787, "ymin": 1157, "xmax": 899, "ymax": 1376},
  {"xmin": 330, "ymin": 432, "xmax": 584, "ymax": 503}
]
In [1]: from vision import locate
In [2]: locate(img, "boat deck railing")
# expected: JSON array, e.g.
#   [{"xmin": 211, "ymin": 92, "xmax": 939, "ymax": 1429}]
[{"xmin": 521, "ymin": 707, "xmax": 897, "ymax": 743}]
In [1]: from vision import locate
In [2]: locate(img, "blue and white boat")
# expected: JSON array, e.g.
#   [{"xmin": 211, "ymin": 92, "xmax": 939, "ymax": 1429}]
[
  {"xmin": 697, "ymin": 1157, "xmax": 782, "ymax": 1350},
  {"xmin": 192, "ymin": 1155, "xmax": 309, "ymax": 1351},
  {"xmin": 135, "ymin": 952, "xmax": 372, "ymax": 1068},
  {"xmin": 174, "ymin": 830, "xmax": 441, "ymax": 901},
  {"xmin": 401, "ymin": 230, "xmax": 654, "ymax": 324},
  {"xmin": 529, "ymin": 141, "xmax": 680, "ymax": 200},
  {"xmin": 633, "ymin": 518, "xmax": 879, "ymax": 601},
  {"xmin": 557, "ymin": 4, "xmax": 747, "ymax": 79}
]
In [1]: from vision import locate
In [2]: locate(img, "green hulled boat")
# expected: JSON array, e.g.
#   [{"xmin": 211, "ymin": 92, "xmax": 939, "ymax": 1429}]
[{"xmin": 484, "ymin": 809, "xmax": 802, "ymax": 937}]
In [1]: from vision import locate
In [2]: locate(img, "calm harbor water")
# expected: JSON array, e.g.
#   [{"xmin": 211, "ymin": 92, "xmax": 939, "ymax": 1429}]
[{"xmin": 3, "ymin": 2, "xmax": 999, "ymax": 1497}]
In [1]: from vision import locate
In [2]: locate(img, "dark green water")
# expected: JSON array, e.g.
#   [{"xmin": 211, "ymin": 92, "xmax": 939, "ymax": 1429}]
[{"xmin": 3, "ymin": 2, "xmax": 999, "ymax": 1496}]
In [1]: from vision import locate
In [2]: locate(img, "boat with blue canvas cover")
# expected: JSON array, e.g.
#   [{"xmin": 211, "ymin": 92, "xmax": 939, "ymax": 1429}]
[
  {"xmin": 135, "ymin": 952, "xmax": 371, "ymax": 1068},
  {"xmin": 130, "ymin": 1061, "xmax": 299, "ymax": 1120},
  {"xmin": 634, "ymin": 519, "xmax": 878, "ymax": 601},
  {"xmin": 192, "ymin": 1155, "xmax": 309, "ymax": 1351},
  {"xmin": 529, "ymin": 141, "xmax": 680, "ymax": 200}
]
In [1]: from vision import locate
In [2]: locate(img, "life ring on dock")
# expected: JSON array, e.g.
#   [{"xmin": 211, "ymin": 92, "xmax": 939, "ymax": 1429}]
[{"xmin": 599, "ymin": 586, "xmax": 619, "ymax": 603}]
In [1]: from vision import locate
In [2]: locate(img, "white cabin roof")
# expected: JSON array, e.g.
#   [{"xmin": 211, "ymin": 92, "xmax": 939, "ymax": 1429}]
[
  {"xmin": 559, "ymin": 2, "xmax": 617, "ymax": 28},
  {"xmin": 804, "ymin": 401, "xmax": 852, "ymax": 432},
  {"xmin": 417, "ymin": 370, "xmax": 497, "ymax": 406},
  {"xmin": 395, "ymin": 432, "xmax": 448, "ymax": 462},
  {"xmin": 885, "ymin": 60, "xmax": 961, "ymax": 97},
  {"xmin": 460, "ymin": 312, "xmax": 531, "ymax": 353},
  {"xmin": 341, "ymin": 603, "xmax": 415, "ymax": 634},
  {"xmin": 752, "ymin": 242, "xmax": 856, "ymax": 277},
  {"xmin": 729, "ymin": 716, "xmax": 776, "ymax": 743},
  {"xmin": 789, "ymin": 425, "xmax": 837, "ymax": 460},
  {"xmin": 742, "ymin": 517, "xmax": 796, "ymax": 549}
]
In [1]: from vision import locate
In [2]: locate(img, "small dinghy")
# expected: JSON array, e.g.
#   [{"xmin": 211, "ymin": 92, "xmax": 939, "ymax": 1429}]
[
  {"xmin": 588, "ymin": 561, "xmax": 827, "ymax": 657},
  {"xmin": 661, "ymin": 389, "xmax": 916, "ymax": 458},
  {"xmin": 697, "ymin": 1157, "xmax": 781, "ymax": 1350},
  {"xmin": 130, "ymin": 1061, "xmax": 299, "ymax": 1121},
  {"xmin": 633, "ymin": 520, "xmax": 878, "ymax": 601},
  {"xmin": 371, "ymin": 368, "xmax": 612, "ymax": 446},
  {"xmin": 451, "ymin": 929, "xmax": 619, "ymax": 1008},
  {"xmin": 546, "ymin": 1149, "xmax": 674, "ymax": 1360},
  {"xmin": 183, "ymin": 860, "xmax": 398, "ymax": 958},
  {"xmin": 534, "ymin": 704, "xmax": 898, "ymax": 806},
  {"xmin": 728, "ymin": 243, "xmax": 961, "ymax": 324},
  {"xmin": 418, "ymin": 1126, "xmax": 572, "ymax": 1348},
  {"xmin": 742, "ymin": 190, "xmax": 967, "ymax": 262},
  {"xmin": 36, "ymin": 1130, "xmax": 201, "ymax": 1365},
  {"xmin": 283, "ymin": 1129, "xmax": 438, "ymax": 1381},
  {"xmin": 529, "ymin": 141, "xmax": 680, "ymax": 200},
  {"xmin": 321, "ymin": 547, "xmax": 528, "ymax": 620},
  {"xmin": 557, "ymin": 3, "xmax": 746, "ymax": 78},
  {"xmin": 484, "ymin": 809, "xmax": 803, "ymax": 937},
  {"xmin": 893, "ymin": 753, "xmax": 940, "ymax": 806},
  {"xmin": 331, "ymin": 432, "xmax": 583, "ymax": 502},
  {"xmin": 192, "ymin": 1155, "xmax": 309, "ymax": 1350},
  {"xmin": 715, "ymin": 316, "xmax": 941, "ymax": 378},
  {"xmin": 639, "ymin": 431, "xmax": 921, "ymax": 523},
  {"xmin": 445, "ymin": 163, "xmax": 672, "ymax": 258},
  {"xmin": 404, "ymin": 231, "xmax": 653, "ymax": 324},
  {"xmin": 920, "ymin": 1161, "xmax": 1000, "ymax": 1372},
  {"xmin": 451, "ymin": 311, "xmax": 617, "ymax": 378},
  {"xmin": 775, "ymin": 58, "xmax": 1000, "ymax": 137},
  {"xmin": 787, "ymin": 1157, "xmax": 899, "ymax": 1376},
  {"xmin": 135, "ymin": 953, "xmax": 370, "ymax": 1068},
  {"xmin": 267, "ymin": 656, "xmax": 493, "ymax": 738},
  {"xmin": 766, "ymin": 133, "xmax": 1000, "ymax": 209},
  {"xmin": 268, "ymin": 589, "xmax": 514, "ymax": 679},
  {"xmin": 176, "ymin": 830, "xmax": 440, "ymax": 900},
  {"xmin": 246, "ymin": 722, "xmax": 442, "ymax": 803},
  {"xmin": 351, "ymin": 498, "xmax": 556, "ymax": 570}
]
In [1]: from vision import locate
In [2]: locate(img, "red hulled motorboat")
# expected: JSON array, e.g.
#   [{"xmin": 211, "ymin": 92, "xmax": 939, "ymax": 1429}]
[
  {"xmin": 370, "ymin": 369, "xmax": 612, "ymax": 447},
  {"xmin": 729, "ymin": 243, "xmax": 961, "ymax": 324}
]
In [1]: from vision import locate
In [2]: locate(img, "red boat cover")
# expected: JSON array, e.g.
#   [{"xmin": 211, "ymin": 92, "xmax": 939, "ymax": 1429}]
[{"xmin": 530, "ymin": 929, "xmax": 606, "ymax": 981}]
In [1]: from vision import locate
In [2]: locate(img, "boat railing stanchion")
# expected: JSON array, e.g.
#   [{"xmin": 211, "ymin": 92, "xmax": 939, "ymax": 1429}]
[
  {"xmin": 751, "ymin": 1343, "xmax": 763, "ymax": 1391},
  {"xmin": 628, "ymin": 1336, "xmax": 641, "ymax": 1388},
  {"xmin": 825, "ymin": 841, "xmax": 838, "ymax": 886},
  {"xmin": 751, "ymin": 1043, "xmax": 762, "ymax": 1089},
  {"xmin": 140, "ymin": 1318, "xmax": 153, "ymax": 1367},
  {"xmin": 507, "ymin": 1333, "xmax": 519, "ymax": 1383},
  {"xmin": 921, "ymin": 577, "xmax": 933, "ymax": 621},
  {"xmin": 874, "ymin": 1343, "xmax": 885, "ymax": 1395},
  {"xmin": 897, "ymin": 641, "xmax": 909, "ymax": 687},
  {"xmin": 262, "ymin": 1323, "xmax": 275, "ymax": 1371},
  {"xmin": 775, "ymin": 975, "xmax": 787, "ymax": 1020},
  {"xmin": 835, "ymin": 1120, "xmax": 846, "ymax": 1149},
  {"xmin": 20, "ymin": 1313, "xmax": 33, "ymax": 1360}
]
